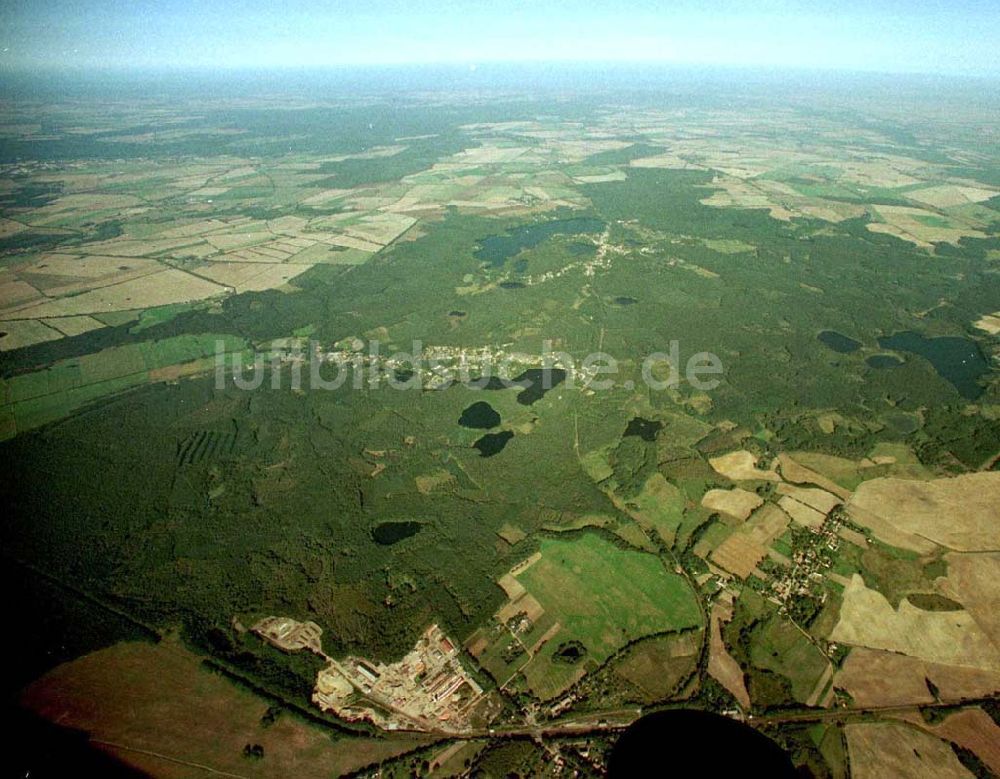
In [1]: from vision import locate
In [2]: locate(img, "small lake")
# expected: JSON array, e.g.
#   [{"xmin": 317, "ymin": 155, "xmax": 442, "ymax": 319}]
[
  {"xmin": 473, "ymin": 430, "xmax": 514, "ymax": 457},
  {"xmin": 818, "ymin": 330, "xmax": 862, "ymax": 353},
  {"xmin": 608, "ymin": 710, "xmax": 796, "ymax": 777},
  {"xmin": 458, "ymin": 401, "xmax": 501, "ymax": 429},
  {"xmin": 511, "ymin": 367, "xmax": 567, "ymax": 405},
  {"xmin": 371, "ymin": 521, "xmax": 423, "ymax": 546},
  {"xmin": 866, "ymin": 354, "xmax": 903, "ymax": 369},
  {"xmin": 624, "ymin": 417, "xmax": 662, "ymax": 442},
  {"xmin": 613, "ymin": 296, "xmax": 638, "ymax": 306},
  {"xmin": 878, "ymin": 330, "xmax": 989, "ymax": 400},
  {"xmin": 474, "ymin": 217, "xmax": 605, "ymax": 267},
  {"xmin": 463, "ymin": 367, "xmax": 567, "ymax": 403},
  {"xmin": 499, "ymin": 281, "xmax": 525, "ymax": 289}
]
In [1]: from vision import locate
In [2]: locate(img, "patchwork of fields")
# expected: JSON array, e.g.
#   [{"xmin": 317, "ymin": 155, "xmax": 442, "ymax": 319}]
[{"xmin": 2, "ymin": 80, "xmax": 999, "ymax": 777}]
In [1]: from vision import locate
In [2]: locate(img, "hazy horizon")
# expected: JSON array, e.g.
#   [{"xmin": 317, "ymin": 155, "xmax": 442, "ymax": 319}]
[{"xmin": 2, "ymin": 0, "xmax": 999, "ymax": 78}]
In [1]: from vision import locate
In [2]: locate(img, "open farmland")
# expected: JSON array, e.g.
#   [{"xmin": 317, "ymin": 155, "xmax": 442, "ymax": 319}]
[
  {"xmin": 831, "ymin": 574, "xmax": 1000, "ymax": 670},
  {"xmin": 848, "ymin": 473, "xmax": 1000, "ymax": 552},
  {"xmin": 19, "ymin": 640, "xmax": 434, "ymax": 778},
  {"xmin": 479, "ymin": 533, "xmax": 702, "ymax": 700},
  {"xmin": 1, "ymin": 71, "xmax": 999, "ymax": 778},
  {"xmin": 845, "ymin": 722, "xmax": 973, "ymax": 779}
]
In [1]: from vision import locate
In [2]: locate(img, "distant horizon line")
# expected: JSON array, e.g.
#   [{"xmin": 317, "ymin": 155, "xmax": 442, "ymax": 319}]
[{"xmin": 2, "ymin": 60, "xmax": 998, "ymax": 82}]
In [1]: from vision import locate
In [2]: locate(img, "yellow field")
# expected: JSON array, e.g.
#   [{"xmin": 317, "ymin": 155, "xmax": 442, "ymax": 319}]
[
  {"xmin": 7, "ymin": 267, "xmax": 226, "ymax": 318},
  {"xmin": 831, "ymin": 574, "xmax": 1000, "ymax": 671},
  {"xmin": 849, "ymin": 473, "xmax": 1000, "ymax": 552},
  {"xmin": 195, "ymin": 261, "xmax": 313, "ymax": 293},
  {"xmin": 869, "ymin": 204, "xmax": 986, "ymax": 247},
  {"xmin": 708, "ymin": 450, "xmax": 780, "ymax": 481},
  {"xmin": 0, "ymin": 318, "xmax": 62, "ymax": 351},
  {"xmin": 701, "ymin": 487, "xmax": 763, "ymax": 521}
]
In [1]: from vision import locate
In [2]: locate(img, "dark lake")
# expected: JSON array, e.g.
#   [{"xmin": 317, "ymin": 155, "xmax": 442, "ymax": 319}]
[
  {"xmin": 511, "ymin": 367, "xmax": 567, "ymax": 405},
  {"xmin": 458, "ymin": 401, "xmax": 501, "ymax": 429},
  {"xmin": 475, "ymin": 217, "xmax": 605, "ymax": 267},
  {"xmin": 473, "ymin": 430, "xmax": 513, "ymax": 457},
  {"xmin": 818, "ymin": 330, "xmax": 861, "ymax": 353},
  {"xmin": 499, "ymin": 281, "xmax": 525, "ymax": 289},
  {"xmin": 462, "ymin": 367, "xmax": 567, "ymax": 403},
  {"xmin": 608, "ymin": 710, "xmax": 796, "ymax": 777},
  {"xmin": 878, "ymin": 330, "xmax": 989, "ymax": 399},
  {"xmin": 624, "ymin": 417, "xmax": 662, "ymax": 442},
  {"xmin": 613, "ymin": 296, "xmax": 638, "ymax": 306},
  {"xmin": 866, "ymin": 354, "xmax": 903, "ymax": 369},
  {"xmin": 371, "ymin": 521, "xmax": 423, "ymax": 546}
]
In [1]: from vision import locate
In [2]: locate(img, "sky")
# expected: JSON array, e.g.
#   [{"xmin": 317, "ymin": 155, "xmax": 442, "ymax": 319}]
[{"xmin": 2, "ymin": 0, "xmax": 998, "ymax": 77}]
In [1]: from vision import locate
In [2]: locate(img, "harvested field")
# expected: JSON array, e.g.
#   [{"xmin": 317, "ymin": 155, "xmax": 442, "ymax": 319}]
[
  {"xmin": 0, "ymin": 319, "xmax": 63, "ymax": 351},
  {"xmin": 496, "ymin": 523, "xmax": 527, "ymax": 545},
  {"xmin": 743, "ymin": 503, "xmax": 792, "ymax": 548},
  {"xmin": 831, "ymin": 575, "xmax": 1000, "ymax": 671},
  {"xmin": 701, "ymin": 487, "xmax": 763, "ymax": 521},
  {"xmin": 42, "ymin": 315, "xmax": 106, "ymax": 337},
  {"xmin": 18, "ymin": 253, "xmax": 162, "ymax": 283},
  {"xmin": 710, "ymin": 532, "xmax": 768, "ymax": 579},
  {"xmin": 779, "ymin": 452, "xmax": 855, "ymax": 496},
  {"xmin": 707, "ymin": 600, "xmax": 750, "ymax": 708},
  {"xmin": 845, "ymin": 721, "xmax": 973, "ymax": 779},
  {"xmin": 0, "ymin": 217, "xmax": 29, "ymax": 238},
  {"xmin": 573, "ymin": 170, "xmax": 628, "ymax": 183},
  {"xmin": 708, "ymin": 450, "xmax": 780, "ymax": 481},
  {"xmin": 6, "ymin": 268, "xmax": 227, "ymax": 318},
  {"xmin": 834, "ymin": 648, "xmax": 936, "ymax": 707},
  {"xmin": 204, "ymin": 230, "xmax": 274, "ymax": 252},
  {"xmin": 905, "ymin": 184, "xmax": 999, "ymax": 209},
  {"xmin": 196, "ymin": 262, "xmax": 313, "ymax": 293},
  {"xmin": 286, "ymin": 243, "xmax": 372, "ymax": 265},
  {"xmin": 940, "ymin": 552, "xmax": 1000, "ymax": 649},
  {"xmin": 415, "ymin": 470, "xmax": 456, "ymax": 495},
  {"xmin": 869, "ymin": 204, "xmax": 985, "ymax": 247},
  {"xmin": 20, "ymin": 641, "xmax": 434, "ymax": 779},
  {"xmin": 497, "ymin": 592, "xmax": 544, "ymax": 626},
  {"xmin": 629, "ymin": 152, "xmax": 698, "ymax": 169},
  {"xmin": 778, "ymin": 495, "xmax": 827, "ymax": 529},
  {"xmin": 497, "ymin": 573, "xmax": 526, "ymax": 602},
  {"xmin": 974, "ymin": 312, "xmax": 1000, "ymax": 335},
  {"xmin": 922, "ymin": 707, "xmax": 1000, "ymax": 776},
  {"xmin": 775, "ymin": 483, "xmax": 842, "ymax": 514},
  {"xmin": 0, "ymin": 276, "xmax": 43, "ymax": 310},
  {"xmin": 850, "ymin": 473, "xmax": 1000, "ymax": 552}
]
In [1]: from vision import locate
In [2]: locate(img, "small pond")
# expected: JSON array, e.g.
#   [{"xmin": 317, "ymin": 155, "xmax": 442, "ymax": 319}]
[
  {"xmin": 866, "ymin": 354, "xmax": 904, "ymax": 369},
  {"xmin": 371, "ymin": 521, "xmax": 423, "ymax": 546},
  {"xmin": 473, "ymin": 430, "xmax": 514, "ymax": 457},
  {"xmin": 458, "ymin": 401, "xmax": 501, "ymax": 429},
  {"xmin": 818, "ymin": 330, "xmax": 862, "ymax": 354},
  {"xmin": 624, "ymin": 417, "xmax": 663, "ymax": 442}
]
